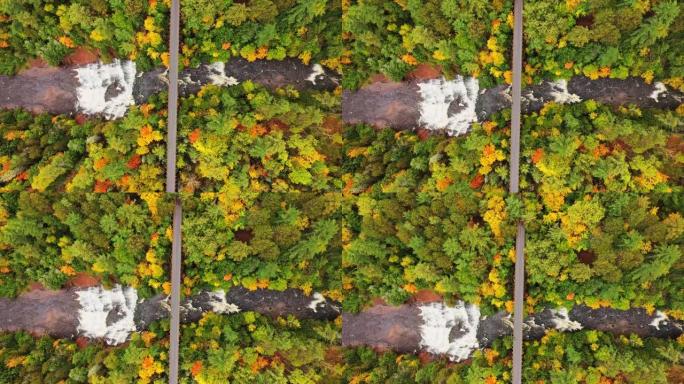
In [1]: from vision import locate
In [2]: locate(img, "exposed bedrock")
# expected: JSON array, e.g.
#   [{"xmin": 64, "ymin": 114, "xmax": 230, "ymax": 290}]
[
  {"xmin": 0, "ymin": 59, "xmax": 339, "ymax": 119},
  {"xmin": 0, "ymin": 289, "xmax": 81, "ymax": 339},
  {"xmin": 342, "ymin": 77, "xmax": 684, "ymax": 134},
  {"xmin": 0, "ymin": 66, "xmax": 80, "ymax": 116},
  {"xmin": 0, "ymin": 285, "xmax": 340, "ymax": 345}
]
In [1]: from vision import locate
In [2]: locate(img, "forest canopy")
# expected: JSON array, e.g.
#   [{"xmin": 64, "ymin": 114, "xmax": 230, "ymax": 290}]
[{"xmin": 0, "ymin": 193, "xmax": 174, "ymax": 298}]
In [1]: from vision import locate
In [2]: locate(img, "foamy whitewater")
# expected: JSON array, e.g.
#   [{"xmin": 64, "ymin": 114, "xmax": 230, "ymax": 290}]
[
  {"xmin": 549, "ymin": 308, "xmax": 583, "ymax": 332},
  {"xmin": 649, "ymin": 82, "xmax": 668, "ymax": 102},
  {"xmin": 74, "ymin": 60, "xmax": 137, "ymax": 119},
  {"xmin": 76, "ymin": 285, "xmax": 138, "ymax": 345},
  {"xmin": 418, "ymin": 302, "xmax": 480, "ymax": 362},
  {"xmin": 306, "ymin": 64, "xmax": 325, "ymax": 85},
  {"xmin": 548, "ymin": 79, "xmax": 582, "ymax": 104},
  {"xmin": 308, "ymin": 292, "xmax": 327, "ymax": 312},
  {"xmin": 206, "ymin": 290, "xmax": 241, "ymax": 314},
  {"xmin": 206, "ymin": 62, "xmax": 239, "ymax": 87},
  {"xmin": 417, "ymin": 76, "xmax": 480, "ymax": 136},
  {"xmin": 650, "ymin": 311, "xmax": 669, "ymax": 330}
]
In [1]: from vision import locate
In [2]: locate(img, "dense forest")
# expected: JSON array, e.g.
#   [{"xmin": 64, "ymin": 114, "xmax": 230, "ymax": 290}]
[
  {"xmin": 2, "ymin": 324, "xmax": 679, "ymax": 383},
  {"xmin": 343, "ymin": 0, "xmax": 683, "ymax": 89},
  {"xmin": 0, "ymin": 99, "xmax": 169, "ymax": 193},
  {"xmin": 0, "ymin": 0, "xmax": 169, "ymax": 74},
  {"xmin": 180, "ymin": 0, "xmax": 342, "ymax": 71},
  {"xmin": 0, "ymin": 0, "xmax": 682, "ymax": 383},
  {"xmin": 342, "ymin": 117, "xmax": 516, "ymax": 313},
  {"xmin": 0, "ymin": 193, "xmax": 174, "ymax": 297}
]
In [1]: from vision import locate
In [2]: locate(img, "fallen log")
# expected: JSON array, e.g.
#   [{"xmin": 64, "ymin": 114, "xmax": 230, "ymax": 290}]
[
  {"xmin": 342, "ymin": 76, "xmax": 684, "ymax": 135},
  {"xmin": 0, "ymin": 285, "xmax": 340, "ymax": 345},
  {"xmin": 342, "ymin": 302, "xmax": 683, "ymax": 362},
  {"xmin": 0, "ymin": 59, "xmax": 339, "ymax": 119}
]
